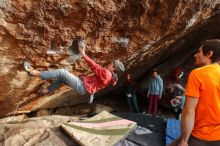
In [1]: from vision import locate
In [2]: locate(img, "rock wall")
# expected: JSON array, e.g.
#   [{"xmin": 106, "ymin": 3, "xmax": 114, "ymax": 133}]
[
  {"xmin": 0, "ymin": 114, "xmax": 80, "ymax": 145},
  {"xmin": 0, "ymin": 0, "xmax": 219, "ymax": 117}
]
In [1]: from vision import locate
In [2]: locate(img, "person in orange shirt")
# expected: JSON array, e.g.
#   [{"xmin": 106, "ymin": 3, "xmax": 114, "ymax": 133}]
[{"xmin": 169, "ymin": 39, "xmax": 220, "ymax": 146}]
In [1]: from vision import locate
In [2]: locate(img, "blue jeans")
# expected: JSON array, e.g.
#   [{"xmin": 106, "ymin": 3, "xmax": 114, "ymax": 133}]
[{"xmin": 40, "ymin": 69, "xmax": 87, "ymax": 95}]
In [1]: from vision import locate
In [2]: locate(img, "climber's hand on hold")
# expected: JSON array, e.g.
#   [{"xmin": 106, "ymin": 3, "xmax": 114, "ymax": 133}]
[{"xmin": 78, "ymin": 40, "xmax": 86, "ymax": 56}]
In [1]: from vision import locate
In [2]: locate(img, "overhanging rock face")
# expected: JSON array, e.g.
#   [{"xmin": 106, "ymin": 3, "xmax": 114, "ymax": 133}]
[{"xmin": 0, "ymin": 0, "xmax": 219, "ymax": 116}]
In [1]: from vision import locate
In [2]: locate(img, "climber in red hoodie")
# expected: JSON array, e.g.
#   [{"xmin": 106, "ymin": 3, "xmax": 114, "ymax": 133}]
[{"xmin": 24, "ymin": 39, "xmax": 125, "ymax": 103}]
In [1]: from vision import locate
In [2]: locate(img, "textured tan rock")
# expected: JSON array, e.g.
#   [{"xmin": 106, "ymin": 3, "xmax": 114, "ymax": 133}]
[
  {"xmin": 36, "ymin": 109, "xmax": 53, "ymax": 117},
  {"xmin": 0, "ymin": 0, "xmax": 220, "ymax": 116},
  {"xmin": 54, "ymin": 104, "xmax": 113, "ymax": 116},
  {"xmin": 0, "ymin": 114, "xmax": 27, "ymax": 124},
  {"xmin": 0, "ymin": 115, "xmax": 80, "ymax": 146},
  {"xmin": 93, "ymin": 104, "xmax": 113, "ymax": 113}
]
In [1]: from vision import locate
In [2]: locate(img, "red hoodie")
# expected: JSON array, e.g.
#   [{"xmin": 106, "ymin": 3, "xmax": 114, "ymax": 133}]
[{"xmin": 81, "ymin": 54, "xmax": 115, "ymax": 95}]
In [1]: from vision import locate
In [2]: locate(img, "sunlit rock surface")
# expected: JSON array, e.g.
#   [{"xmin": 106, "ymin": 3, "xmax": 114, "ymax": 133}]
[{"xmin": 0, "ymin": 115, "xmax": 80, "ymax": 146}]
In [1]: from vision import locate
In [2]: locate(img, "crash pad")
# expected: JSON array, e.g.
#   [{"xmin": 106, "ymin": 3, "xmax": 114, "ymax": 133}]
[
  {"xmin": 61, "ymin": 111, "xmax": 137, "ymax": 146},
  {"xmin": 166, "ymin": 118, "xmax": 181, "ymax": 145},
  {"xmin": 114, "ymin": 112, "xmax": 166, "ymax": 133}
]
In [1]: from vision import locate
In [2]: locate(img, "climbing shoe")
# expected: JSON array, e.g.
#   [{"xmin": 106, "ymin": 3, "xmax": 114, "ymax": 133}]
[{"xmin": 23, "ymin": 61, "xmax": 34, "ymax": 73}]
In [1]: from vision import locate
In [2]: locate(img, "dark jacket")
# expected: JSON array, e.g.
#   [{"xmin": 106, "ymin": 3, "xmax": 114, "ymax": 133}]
[{"xmin": 123, "ymin": 81, "xmax": 136, "ymax": 95}]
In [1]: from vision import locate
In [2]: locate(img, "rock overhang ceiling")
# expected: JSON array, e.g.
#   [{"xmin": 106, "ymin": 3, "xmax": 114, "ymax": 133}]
[{"xmin": 0, "ymin": 0, "xmax": 220, "ymax": 117}]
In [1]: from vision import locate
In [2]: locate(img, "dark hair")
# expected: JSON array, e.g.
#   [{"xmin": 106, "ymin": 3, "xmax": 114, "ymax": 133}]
[
  {"xmin": 152, "ymin": 68, "xmax": 158, "ymax": 74},
  {"xmin": 107, "ymin": 60, "xmax": 114, "ymax": 65},
  {"xmin": 165, "ymin": 84, "xmax": 174, "ymax": 94},
  {"xmin": 105, "ymin": 61, "xmax": 114, "ymax": 67},
  {"xmin": 200, "ymin": 39, "xmax": 220, "ymax": 63}
]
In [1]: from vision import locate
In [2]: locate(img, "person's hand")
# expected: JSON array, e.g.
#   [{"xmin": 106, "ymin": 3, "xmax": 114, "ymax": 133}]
[
  {"xmin": 178, "ymin": 140, "xmax": 188, "ymax": 146},
  {"xmin": 176, "ymin": 96, "xmax": 182, "ymax": 99},
  {"xmin": 78, "ymin": 40, "xmax": 86, "ymax": 55},
  {"xmin": 147, "ymin": 95, "xmax": 149, "ymax": 98},
  {"xmin": 79, "ymin": 47, "xmax": 85, "ymax": 56},
  {"xmin": 159, "ymin": 96, "xmax": 162, "ymax": 100}
]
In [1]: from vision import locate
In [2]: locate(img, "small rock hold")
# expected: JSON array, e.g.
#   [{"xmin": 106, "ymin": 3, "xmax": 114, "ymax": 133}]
[
  {"xmin": 111, "ymin": 36, "xmax": 129, "ymax": 47},
  {"xmin": 82, "ymin": 0, "xmax": 94, "ymax": 6},
  {"xmin": 60, "ymin": 3, "xmax": 73, "ymax": 17},
  {"xmin": 118, "ymin": 37, "xmax": 129, "ymax": 47}
]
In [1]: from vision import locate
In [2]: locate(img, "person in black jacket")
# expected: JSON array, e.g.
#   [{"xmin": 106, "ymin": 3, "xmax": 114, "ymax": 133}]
[{"xmin": 123, "ymin": 73, "xmax": 140, "ymax": 113}]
